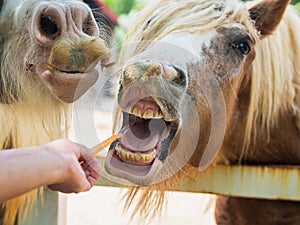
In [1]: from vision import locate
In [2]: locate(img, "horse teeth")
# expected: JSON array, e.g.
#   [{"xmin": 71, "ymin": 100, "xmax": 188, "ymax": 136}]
[
  {"xmin": 132, "ymin": 153, "xmax": 137, "ymax": 161},
  {"xmin": 155, "ymin": 111, "xmax": 163, "ymax": 118},
  {"xmin": 135, "ymin": 154, "xmax": 141, "ymax": 161},
  {"xmin": 130, "ymin": 106, "xmax": 164, "ymax": 119},
  {"xmin": 143, "ymin": 109, "xmax": 164, "ymax": 119},
  {"xmin": 152, "ymin": 111, "xmax": 163, "ymax": 119},
  {"xmin": 142, "ymin": 154, "xmax": 147, "ymax": 160},
  {"xmin": 132, "ymin": 107, "xmax": 142, "ymax": 118},
  {"xmin": 143, "ymin": 109, "xmax": 154, "ymax": 119},
  {"xmin": 150, "ymin": 149, "xmax": 156, "ymax": 157},
  {"xmin": 115, "ymin": 144, "xmax": 157, "ymax": 162},
  {"xmin": 130, "ymin": 154, "xmax": 134, "ymax": 160}
]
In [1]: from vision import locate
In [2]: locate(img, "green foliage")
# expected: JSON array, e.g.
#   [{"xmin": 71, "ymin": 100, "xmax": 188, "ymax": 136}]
[
  {"xmin": 296, "ymin": 2, "xmax": 300, "ymax": 13},
  {"xmin": 103, "ymin": 0, "xmax": 136, "ymax": 15},
  {"xmin": 292, "ymin": 0, "xmax": 300, "ymax": 5}
]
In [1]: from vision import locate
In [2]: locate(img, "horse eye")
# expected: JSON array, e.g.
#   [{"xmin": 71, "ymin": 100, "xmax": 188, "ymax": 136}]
[{"xmin": 236, "ymin": 42, "xmax": 250, "ymax": 55}]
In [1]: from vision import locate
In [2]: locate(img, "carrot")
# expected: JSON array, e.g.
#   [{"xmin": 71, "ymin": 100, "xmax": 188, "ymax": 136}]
[{"xmin": 92, "ymin": 134, "xmax": 123, "ymax": 156}]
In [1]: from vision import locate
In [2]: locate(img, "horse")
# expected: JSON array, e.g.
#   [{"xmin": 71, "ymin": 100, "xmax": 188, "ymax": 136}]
[
  {"xmin": 103, "ymin": 0, "xmax": 300, "ymax": 224},
  {"xmin": 0, "ymin": 0, "xmax": 111, "ymax": 224}
]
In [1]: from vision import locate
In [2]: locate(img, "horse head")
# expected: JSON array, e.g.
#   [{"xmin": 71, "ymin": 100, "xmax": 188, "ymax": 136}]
[
  {"xmin": 0, "ymin": 0, "xmax": 110, "ymax": 104},
  {"xmin": 105, "ymin": 0, "xmax": 292, "ymax": 187}
]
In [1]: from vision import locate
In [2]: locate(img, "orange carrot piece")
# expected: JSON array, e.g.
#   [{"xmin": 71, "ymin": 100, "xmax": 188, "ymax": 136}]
[{"xmin": 92, "ymin": 134, "xmax": 123, "ymax": 156}]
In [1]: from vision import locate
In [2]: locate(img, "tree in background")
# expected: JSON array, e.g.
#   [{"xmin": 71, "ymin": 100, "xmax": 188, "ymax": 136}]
[
  {"xmin": 294, "ymin": 1, "xmax": 300, "ymax": 13},
  {"xmin": 102, "ymin": 0, "xmax": 146, "ymax": 49},
  {"xmin": 102, "ymin": 0, "xmax": 137, "ymax": 15},
  {"xmin": 292, "ymin": 0, "xmax": 300, "ymax": 4}
]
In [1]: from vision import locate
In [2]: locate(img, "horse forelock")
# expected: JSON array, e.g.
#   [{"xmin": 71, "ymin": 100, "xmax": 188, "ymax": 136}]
[{"xmin": 121, "ymin": 0, "xmax": 259, "ymax": 58}]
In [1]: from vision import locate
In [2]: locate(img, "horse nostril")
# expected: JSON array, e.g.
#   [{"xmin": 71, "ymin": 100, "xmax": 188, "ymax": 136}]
[
  {"xmin": 39, "ymin": 13, "xmax": 59, "ymax": 38},
  {"xmin": 161, "ymin": 64, "xmax": 186, "ymax": 86}
]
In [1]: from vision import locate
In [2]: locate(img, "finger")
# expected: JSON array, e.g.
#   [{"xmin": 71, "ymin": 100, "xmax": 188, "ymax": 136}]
[
  {"xmin": 82, "ymin": 158, "xmax": 101, "ymax": 176},
  {"xmin": 72, "ymin": 142, "xmax": 87, "ymax": 159},
  {"xmin": 86, "ymin": 175, "xmax": 98, "ymax": 187},
  {"xmin": 73, "ymin": 143, "xmax": 94, "ymax": 162},
  {"xmin": 73, "ymin": 170, "xmax": 91, "ymax": 193}
]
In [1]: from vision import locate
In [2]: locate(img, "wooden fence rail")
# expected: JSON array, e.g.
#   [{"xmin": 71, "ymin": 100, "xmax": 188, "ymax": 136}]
[{"xmin": 21, "ymin": 164, "xmax": 300, "ymax": 225}]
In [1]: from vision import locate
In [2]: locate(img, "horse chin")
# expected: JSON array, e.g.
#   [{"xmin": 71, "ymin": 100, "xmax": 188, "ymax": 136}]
[
  {"xmin": 105, "ymin": 150, "xmax": 164, "ymax": 186},
  {"xmin": 105, "ymin": 111, "xmax": 179, "ymax": 186}
]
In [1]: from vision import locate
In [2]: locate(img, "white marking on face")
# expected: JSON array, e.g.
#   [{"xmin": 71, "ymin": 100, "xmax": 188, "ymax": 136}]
[
  {"xmin": 161, "ymin": 31, "xmax": 216, "ymax": 60},
  {"xmin": 126, "ymin": 30, "xmax": 217, "ymax": 72}
]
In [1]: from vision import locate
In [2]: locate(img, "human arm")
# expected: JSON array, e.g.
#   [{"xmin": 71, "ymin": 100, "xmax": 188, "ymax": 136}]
[{"xmin": 0, "ymin": 139, "xmax": 101, "ymax": 202}]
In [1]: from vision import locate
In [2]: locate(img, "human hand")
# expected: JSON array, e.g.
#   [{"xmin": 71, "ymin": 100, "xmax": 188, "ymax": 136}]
[{"xmin": 45, "ymin": 139, "xmax": 101, "ymax": 193}]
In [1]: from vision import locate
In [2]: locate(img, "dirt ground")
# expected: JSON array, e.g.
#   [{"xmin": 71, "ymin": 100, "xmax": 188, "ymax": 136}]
[
  {"xmin": 65, "ymin": 187, "xmax": 216, "ymax": 225},
  {"xmin": 65, "ymin": 97, "xmax": 217, "ymax": 225}
]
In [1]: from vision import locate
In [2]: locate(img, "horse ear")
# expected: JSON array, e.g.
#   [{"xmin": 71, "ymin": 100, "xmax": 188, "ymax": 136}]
[
  {"xmin": 249, "ymin": 0, "xmax": 290, "ymax": 36},
  {"xmin": 0, "ymin": 0, "xmax": 3, "ymax": 11}
]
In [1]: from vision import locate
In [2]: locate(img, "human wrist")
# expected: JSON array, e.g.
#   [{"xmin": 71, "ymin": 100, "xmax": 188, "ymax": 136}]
[{"xmin": 41, "ymin": 141, "xmax": 70, "ymax": 186}]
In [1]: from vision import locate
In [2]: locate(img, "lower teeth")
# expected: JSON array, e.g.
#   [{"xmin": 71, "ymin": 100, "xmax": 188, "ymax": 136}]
[{"xmin": 115, "ymin": 143, "xmax": 156, "ymax": 162}]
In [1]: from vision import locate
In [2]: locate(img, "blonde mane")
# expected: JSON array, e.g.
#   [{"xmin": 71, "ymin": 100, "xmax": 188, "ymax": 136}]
[
  {"xmin": 0, "ymin": 18, "xmax": 70, "ymax": 225},
  {"xmin": 244, "ymin": 6, "xmax": 300, "ymax": 153},
  {"xmin": 115, "ymin": 0, "xmax": 300, "ymax": 222}
]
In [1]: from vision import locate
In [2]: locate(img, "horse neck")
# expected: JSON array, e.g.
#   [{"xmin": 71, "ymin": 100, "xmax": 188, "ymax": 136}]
[{"xmin": 223, "ymin": 98, "xmax": 300, "ymax": 164}]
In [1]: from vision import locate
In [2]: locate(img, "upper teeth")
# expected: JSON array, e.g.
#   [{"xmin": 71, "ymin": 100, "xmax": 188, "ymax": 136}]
[{"xmin": 131, "ymin": 107, "xmax": 163, "ymax": 119}]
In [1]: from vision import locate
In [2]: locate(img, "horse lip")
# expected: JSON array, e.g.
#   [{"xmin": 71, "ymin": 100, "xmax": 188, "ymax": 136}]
[
  {"xmin": 105, "ymin": 147, "xmax": 164, "ymax": 186},
  {"xmin": 51, "ymin": 68, "xmax": 97, "ymax": 78},
  {"xmin": 39, "ymin": 68, "xmax": 99, "ymax": 85},
  {"xmin": 35, "ymin": 66, "xmax": 99, "ymax": 102}
]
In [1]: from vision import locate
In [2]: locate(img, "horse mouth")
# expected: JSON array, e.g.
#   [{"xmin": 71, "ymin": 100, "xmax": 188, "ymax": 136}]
[
  {"xmin": 105, "ymin": 95, "xmax": 178, "ymax": 185},
  {"xmin": 30, "ymin": 62, "xmax": 99, "ymax": 103}
]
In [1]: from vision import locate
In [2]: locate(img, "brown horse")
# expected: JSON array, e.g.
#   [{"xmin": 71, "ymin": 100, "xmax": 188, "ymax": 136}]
[
  {"xmin": 0, "ymin": 0, "xmax": 111, "ymax": 224},
  {"xmin": 103, "ymin": 0, "xmax": 300, "ymax": 224}
]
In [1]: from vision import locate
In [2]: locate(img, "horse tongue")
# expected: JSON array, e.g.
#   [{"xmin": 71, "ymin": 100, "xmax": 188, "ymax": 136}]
[{"xmin": 121, "ymin": 119, "xmax": 166, "ymax": 152}]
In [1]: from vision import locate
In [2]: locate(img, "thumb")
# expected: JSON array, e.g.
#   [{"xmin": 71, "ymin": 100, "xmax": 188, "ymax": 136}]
[{"xmin": 72, "ymin": 142, "xmax": 94, "ymax": 161}]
